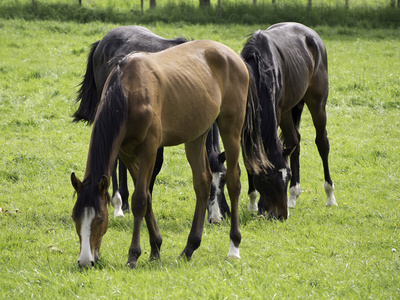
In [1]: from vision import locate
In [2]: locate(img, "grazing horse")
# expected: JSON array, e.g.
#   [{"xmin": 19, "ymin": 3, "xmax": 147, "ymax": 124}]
[
  {"xmin": 241, "ymin": 22, "xmax": 337, "ymax": 218},
  {"xmin": 73, "ymin": 26, "xmax": 229, "ymax": 222},
  {"xmin": 70, "ymin": 40, "xmax": 269, "ymax": 268}
]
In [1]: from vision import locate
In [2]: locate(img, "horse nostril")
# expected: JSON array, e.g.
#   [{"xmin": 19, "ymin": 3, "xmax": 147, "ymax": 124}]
[{"xmin": 91, "ymin": 261, "xmax": 95, "ymax": 267}]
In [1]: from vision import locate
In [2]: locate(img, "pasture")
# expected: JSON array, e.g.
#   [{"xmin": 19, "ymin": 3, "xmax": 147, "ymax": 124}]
[{"xmin": 0, "ymin": 19, "xmax": 399, "ymax": 298}]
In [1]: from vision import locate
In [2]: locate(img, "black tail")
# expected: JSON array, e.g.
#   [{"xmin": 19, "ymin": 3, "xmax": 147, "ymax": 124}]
[
  {"xmin": 73, "ymin": 41, "xmax": 100, "ymax": 124},
  {"xmin": 241, "ymin": 62, "xmax": 271, "ymax": 175}
]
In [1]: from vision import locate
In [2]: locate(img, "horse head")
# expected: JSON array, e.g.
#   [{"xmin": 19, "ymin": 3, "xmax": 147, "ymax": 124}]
[
  {"xmin": 253, "ymin": 146, "xmax": 295, "ymax": 220},
  {"xmin": 71, "ymin": 172, "xmax": 110, "ymax": 267}
]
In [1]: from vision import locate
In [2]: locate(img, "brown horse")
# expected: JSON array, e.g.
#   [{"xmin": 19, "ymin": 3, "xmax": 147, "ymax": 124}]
[
  {"xmin": 241, "ymin": 22, "xmax": 336, "ymax": 219},
  {"xmin": 71, "ymin": 40, "xmax": 269, "ymax": 268}
]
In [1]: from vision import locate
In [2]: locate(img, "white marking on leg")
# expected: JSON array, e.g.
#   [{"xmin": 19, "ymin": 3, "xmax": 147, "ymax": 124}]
[
  {"xmin": 78, "ymin": 207, "xmax": 96, "ymax": 267},
  {"xmin": 279, "ymin": 168, "xmax": 288, "ymax": 185},
  {"xmin": 325, "ymin": 181, "xmax": 337, "ymax": 206},
  {"xmin": 247, "ymin": 190, "xmax": 259, "ymax": 212},
  {"xmin": 209, "ymin": 199, "xmax": 223, "ymax": 223},
  {"xmin": 228, "ymin": 239, "xmax": 240, "ymax": 259},
  {"xmin": 208, "ymin": 173, "xmax": 224, "ymax": 223},
  {"xmin": 112, "ymin": 191, "xmax": 125, "ymax": 218},
  {"xmin": 288, "ymin": 183, "xmax": 300, "ymax": 208}
]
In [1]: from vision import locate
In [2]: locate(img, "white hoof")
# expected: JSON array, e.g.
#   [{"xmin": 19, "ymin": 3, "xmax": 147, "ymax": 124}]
[
  {"xmin": 288, "ymin": 183, "xmax": 300, "ymax": 208},
  {"xmin": 112, "ymin": 192, "xmax": 125, "ymax": 218},
  {"xmin": 247, "ymin": 191, "xmax": 259, "ymax": 212},
  {"xmin": 227, "ymin": 239, "xmax": 241, "ymax": 259},
  {"xmin": 324, "ymin": 182, "xmax": 337, "ymax": 206}
]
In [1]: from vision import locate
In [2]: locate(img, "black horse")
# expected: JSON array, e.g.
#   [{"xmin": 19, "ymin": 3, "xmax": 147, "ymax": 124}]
[
  {"xmin": 73, "ymin": 26, "xmax": 229, "ymax": 222},
  {"xmin": 241, "ymin": 22, "xmax": 337, "ymax": 219}
]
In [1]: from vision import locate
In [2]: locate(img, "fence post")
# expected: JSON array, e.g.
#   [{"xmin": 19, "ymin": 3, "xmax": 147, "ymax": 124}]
[{"xmin": 307, "ymin": 0, "xmax": 312, "ymax": 10}]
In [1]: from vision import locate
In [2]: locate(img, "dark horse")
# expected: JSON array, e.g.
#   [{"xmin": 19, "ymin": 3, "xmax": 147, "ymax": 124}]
[
  {"xmin": 70, "ymin": 40, "xmax": 269, "ymax": 268},
  {"xmin": 73, "ymin": 26, "xmax": 230, "ymax": 222},
  {"xmin": 241, "ymin": 22, "xmax": 336, "ymax": 218}
]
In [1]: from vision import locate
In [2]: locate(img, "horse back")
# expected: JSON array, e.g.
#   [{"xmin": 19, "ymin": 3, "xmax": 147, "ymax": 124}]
[
  {"xmin": 262, "ymin": 23, "xmax": 328, "ymax": 113},
  {"xmin": 119, "ymin": 40, "xmax": 248, "ymax": 147}
]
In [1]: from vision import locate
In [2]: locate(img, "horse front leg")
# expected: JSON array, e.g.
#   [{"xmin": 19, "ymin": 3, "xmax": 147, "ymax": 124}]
[
  {"xmin": 123, "ymin": 147, "xmax": 162, "ymax": 268},
  {"xmin": 111, "ymin": 159, "xmax": 125, "ymax": 217},
  {"xmin": 180, "ymin": 136, "xmax": 211, "ymax": 260},
  {"xmin": 118, "ymin": 159, "xmax": 130, "ymax": 211},
  {"xmin": 246, "ymin": 171, "xmax": 258, "ymax": 212}
]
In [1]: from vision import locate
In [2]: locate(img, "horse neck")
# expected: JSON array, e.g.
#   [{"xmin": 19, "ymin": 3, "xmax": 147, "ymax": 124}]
[
  {"xmin": 83, "ymin": 131, "xmax": 122, "ymax": 184},
  {"xmin": 84, "ymin": 65, "xmax": 128, "ymax": 184}
]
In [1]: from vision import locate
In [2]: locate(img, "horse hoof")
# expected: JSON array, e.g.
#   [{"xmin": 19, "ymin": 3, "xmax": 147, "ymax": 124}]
[
  {"xmin": 113, "ymin": 210, "xmax": 125, "ymax": 218},
  {"xmin": 126, "ymin": 260, "xmax": 137, "ymax": 269},
  {"xmin": 228, "ymin": 253, "xmax": 241, "ymax": 260},
  {"xmin": 288, "ymin": 184, "xmax": 300, "ymax": 208},
  {"xmin": 228, "ymin": 240, "xmax": 240, "ymax": 259},
  {"xmin": 287, "ymin": 199, "xmax": 296, "ymax": 208},
  {"xmin": 247, "ymin": 191, "xmax": 259, "ymax": 212},
  {"xmin": 112, "ymin": 192, "xmax": 125, "ymax": 217},
  {"xmin": 210, "ymin": 218, "xmax": 222, "ymax": 225},
  {"xmin": 247, "ymin": 203, "xmax": 258, "ymax": 212},
  {"xmin": 326, "ymin": 197, "xmax": 337, "ymax": 206},
  {"xmin": 324, "ymin": 182, "xmax": 337, "ymax": 206}
]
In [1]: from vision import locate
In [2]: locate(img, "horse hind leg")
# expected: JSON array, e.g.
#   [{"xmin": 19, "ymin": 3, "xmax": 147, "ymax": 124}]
[
  {"xmin": 305, "ymin": 94, "xmax": 337, "ymax": 207},
  {"xmin": 217, "ymin": 120, "xmax": 242, "ymax": 259},
  {"xmin": 180, "ymin": 135, "xmax": 212, "ymax": 260}
]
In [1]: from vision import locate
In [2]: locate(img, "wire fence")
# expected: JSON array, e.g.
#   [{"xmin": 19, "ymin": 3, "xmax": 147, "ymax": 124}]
[{"xmin": 22, "ymin": 0, "xmax": 400, "ymax": 10}]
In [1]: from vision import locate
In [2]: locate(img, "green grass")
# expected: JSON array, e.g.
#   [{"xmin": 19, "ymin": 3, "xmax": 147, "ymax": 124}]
[
  {"xmin": 1, "ymin": 0, "xmax": 400, "ymax": 27},
  {"xmin": 1, "ymin": 19, "xmax": 400, "ymax": 298}
]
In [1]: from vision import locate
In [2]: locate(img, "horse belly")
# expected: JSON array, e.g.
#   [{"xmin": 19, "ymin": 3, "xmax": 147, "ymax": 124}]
[{"xmin": 159, "ymin": 89, "xmax": 221, "ymax": 146}]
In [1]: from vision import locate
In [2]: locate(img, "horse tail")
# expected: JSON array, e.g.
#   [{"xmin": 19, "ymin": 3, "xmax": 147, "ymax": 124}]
[
  {"xmin": 73, "ymin": 41, "xmax": 100, "ymax": 124},
  {"xmin": 241, "ymin": 62, "xmax": 272, "ymax": 175}
]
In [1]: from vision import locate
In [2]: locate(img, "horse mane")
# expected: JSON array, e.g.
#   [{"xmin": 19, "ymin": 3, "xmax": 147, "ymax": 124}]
[
  {"xmin": 74, "ymin": 65, "xmax": 128, "ymax": 219},
  {"xmin": 241, "ymin": 60, "xmax": 272, "ymax": 175},
  {"xmin": 241, "ymin": 31, "xmax": 285, "ymax": 169}
]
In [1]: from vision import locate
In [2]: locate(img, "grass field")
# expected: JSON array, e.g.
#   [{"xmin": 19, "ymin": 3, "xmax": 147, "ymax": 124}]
[
  {"xmin": 0, "ymin": 18, "xmax": 399, "ymax": 298},
  {"xmin": 1, "ymin": 0, "xmax": 400, "ymax": 27}
]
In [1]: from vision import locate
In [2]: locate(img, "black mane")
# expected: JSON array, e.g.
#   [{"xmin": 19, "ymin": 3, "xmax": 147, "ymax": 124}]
[
  {"xmin": 241, "ymin": 31, "xmax": 285, "ymax": 169},
  {"xmin": 74, "ymin": 66, "xmax": 128, "ymax": 219}
]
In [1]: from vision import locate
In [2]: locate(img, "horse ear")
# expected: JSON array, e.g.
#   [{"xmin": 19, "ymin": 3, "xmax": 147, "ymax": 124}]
[
  {"xmin": 98, "ymin": 175, "xmax": 110, "ymax": 195},
  {"xmin": 218, "ymin": 151, "xmax": 226, "ymax": 164},
  {"xmin": 71, "ymin": 172, "xmax": 83, "ymax": 193},
  {"xmin": 282, "ymin": 145, "xmax": 296, "ymax": 159}
]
